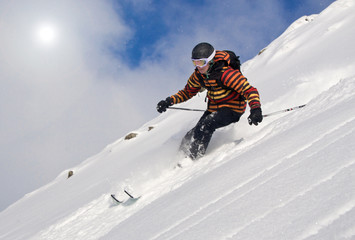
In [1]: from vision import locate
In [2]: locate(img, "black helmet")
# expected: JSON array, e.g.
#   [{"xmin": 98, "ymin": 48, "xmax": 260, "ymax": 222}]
[{"xmin": 191, "ymin": 42, "xmax": 215, "ymax": 59}]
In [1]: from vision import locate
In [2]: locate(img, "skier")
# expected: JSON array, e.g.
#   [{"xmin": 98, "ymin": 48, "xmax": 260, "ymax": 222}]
[{"xmin": 157, "ymin": 42, "xmax": 263, "ymax": 160}]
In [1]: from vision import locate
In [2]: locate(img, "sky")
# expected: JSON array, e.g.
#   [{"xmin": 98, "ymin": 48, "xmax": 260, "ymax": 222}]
[{"xmin": 0, "ymin": 0, "xmax": 335, "ymax": 211}]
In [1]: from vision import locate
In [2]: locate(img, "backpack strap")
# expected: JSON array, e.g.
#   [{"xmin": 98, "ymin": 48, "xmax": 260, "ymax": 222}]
[{"xmin": 195, "ymin": 71, "xmax": 206, "ymax": 88}]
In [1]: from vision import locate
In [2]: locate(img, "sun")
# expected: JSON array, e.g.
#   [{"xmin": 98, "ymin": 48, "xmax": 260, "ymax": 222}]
[{"xmin": 36, "ymin": 23, "xmax": 58, "ymax": 45}]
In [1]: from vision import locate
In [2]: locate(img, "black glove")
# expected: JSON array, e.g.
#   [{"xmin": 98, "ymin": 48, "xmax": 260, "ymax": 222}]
[
  {"xmin": 156, "ymin": 97, "xmax": 173, "ymax": 113},
  {"xmin": 248, "ymin": 108, "xmax": 263, "ymax": 126}
]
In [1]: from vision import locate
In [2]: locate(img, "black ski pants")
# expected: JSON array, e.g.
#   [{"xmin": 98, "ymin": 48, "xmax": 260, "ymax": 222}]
[{"xmin": 179, "ymin": 107, "xmax": 242, "ymax": 159}]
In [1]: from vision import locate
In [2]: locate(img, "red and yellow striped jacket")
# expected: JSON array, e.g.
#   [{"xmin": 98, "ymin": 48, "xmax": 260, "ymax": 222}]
[{"xmin": 170, "ymin": 51, "xmax": 261, "ymax": 114}]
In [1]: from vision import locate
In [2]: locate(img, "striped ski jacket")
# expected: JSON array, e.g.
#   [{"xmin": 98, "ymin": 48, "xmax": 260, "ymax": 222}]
[{"xmin": 170, "ymin": 51, "xmax": 261, "ymax": 114}]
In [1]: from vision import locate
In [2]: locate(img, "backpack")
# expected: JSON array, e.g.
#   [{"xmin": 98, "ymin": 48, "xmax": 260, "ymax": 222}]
[{"xmin": 223, "ymin": 50, "xmax": 241, "ymax": 72}]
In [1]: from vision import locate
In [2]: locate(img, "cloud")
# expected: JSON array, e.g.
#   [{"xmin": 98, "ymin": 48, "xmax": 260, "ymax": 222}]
[{"xmin": 0, "ymin": 0, "xmax": 139, "ymax": 210}]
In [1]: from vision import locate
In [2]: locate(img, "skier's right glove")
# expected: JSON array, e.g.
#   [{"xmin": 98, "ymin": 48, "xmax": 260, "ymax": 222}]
[{"xmin": 156, "ymin": 97, "xmax": 173, "ymax": 113}]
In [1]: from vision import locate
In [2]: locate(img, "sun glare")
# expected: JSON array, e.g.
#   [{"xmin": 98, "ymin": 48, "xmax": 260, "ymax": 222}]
[{"xmin": 36, "ymin": 23, "xmax": 57, "ymax": 45}]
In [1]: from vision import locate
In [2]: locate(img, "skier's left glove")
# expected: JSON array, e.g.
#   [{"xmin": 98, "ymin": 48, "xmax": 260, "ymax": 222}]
[
  {"xmin": 248, "ymin": 108, "xmax": 263, "ymax": 126},
  {"xmin": 156, "ymin": 97, "xmax": 173, "ymax": 113}
]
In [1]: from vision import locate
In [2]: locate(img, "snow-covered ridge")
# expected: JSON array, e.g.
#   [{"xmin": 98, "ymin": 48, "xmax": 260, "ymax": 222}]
[{"xmin": 0, "ymin": 0, "xmax": 354, "ymax": 239}]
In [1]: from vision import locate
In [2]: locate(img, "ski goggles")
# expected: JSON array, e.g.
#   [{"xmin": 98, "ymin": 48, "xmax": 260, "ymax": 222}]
[{"xmin": 192, "ymin": 50, "xmax": 216, "ymax": 68}]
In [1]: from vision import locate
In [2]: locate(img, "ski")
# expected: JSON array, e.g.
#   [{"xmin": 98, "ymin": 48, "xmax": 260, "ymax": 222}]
[
  {"xmin": 110, "ymin": 194, "xmax": 123, "ymax": 204},
  {"xmin": 124, "ymin": 189, "xmax": 137, "ymax": 199},
  {"xmin": 111, "ymin": 189, "xmax": 141, "ymax": 205}
]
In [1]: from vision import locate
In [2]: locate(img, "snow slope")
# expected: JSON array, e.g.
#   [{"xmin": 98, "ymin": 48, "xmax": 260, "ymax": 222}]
[{"xmin": 0, "ymin": 0, "xmax": 354, "ymax": 239}]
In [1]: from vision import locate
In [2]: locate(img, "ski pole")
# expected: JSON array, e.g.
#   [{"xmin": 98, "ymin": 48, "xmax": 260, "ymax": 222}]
[
  {"xmin": 168, "ymin": 107, "xmax": 205, "ymax": 112},
  {"xmin": 169, "ymin": 104, "xmax": 307, "ymax": 116},
  {"xmin": 262, "ymin": 104, "xmax": 306, "ymax": 117}
]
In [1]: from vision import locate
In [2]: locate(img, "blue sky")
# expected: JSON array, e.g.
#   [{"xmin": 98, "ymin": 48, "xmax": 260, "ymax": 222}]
[
  {"xmin": 0, "ymin": 0, "xmax": 335, "ymax": 211},
  {"xmin": 114, "ymin": 0, "xmax": 334, "ymax": 66}
]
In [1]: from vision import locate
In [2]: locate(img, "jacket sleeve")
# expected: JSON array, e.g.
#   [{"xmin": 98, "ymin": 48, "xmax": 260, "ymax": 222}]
[
  {"xmin": 221, "ymin": 68, "xmax": 261, "ymax": 109},
  {"xmin": 170, "ymin": 71, "xmax": 202, "ymax": 104}
]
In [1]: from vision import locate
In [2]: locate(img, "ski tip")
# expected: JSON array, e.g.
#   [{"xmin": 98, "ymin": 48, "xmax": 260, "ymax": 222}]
[
  {"xmin": 124, "ymin": 189, "xmax": 141, "ymax": 199},
  {"xmin": 111, "ymin": 194, "xmax": 123, "ymax": 204}
]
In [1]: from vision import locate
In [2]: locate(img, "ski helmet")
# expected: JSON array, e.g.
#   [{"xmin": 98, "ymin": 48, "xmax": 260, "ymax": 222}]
[{"xmin": 191, "ymin": 42, "xmax": 215, "ymax": 59}]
